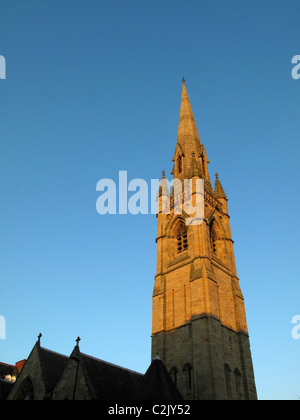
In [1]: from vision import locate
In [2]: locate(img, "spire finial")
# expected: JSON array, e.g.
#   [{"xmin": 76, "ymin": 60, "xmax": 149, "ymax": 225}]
[
  {"xmin": 182, "ymin": 76, "xmax": 185, "ymax": 83},
  {"xmin": 215, "ymin": 173, "xmax": 219, "ymax": 179},
  {"xmin": 162, "ymin": 170, "xmax": 165, "ymax": 179},
  {"xmin": 37, "ymin": 333, "xmax": 42, "ymax": 344},
  {"xmin": 75, "ymin": 337, "xmax": 81, "ymax": 348}
]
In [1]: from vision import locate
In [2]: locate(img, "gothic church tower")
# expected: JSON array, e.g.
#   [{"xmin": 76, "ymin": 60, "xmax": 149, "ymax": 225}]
[{"xmin": 151, "ymin": 80, "xmax": 257, "ymax": 400}]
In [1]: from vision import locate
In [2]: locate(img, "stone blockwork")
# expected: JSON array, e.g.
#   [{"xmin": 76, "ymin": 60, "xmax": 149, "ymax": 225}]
[
  {"xmin": 152, "ymin": 317, "xmax": 256, "ymax": 400},
  {"xmin": 151, "ymin": 80, "xmax": 257, "ymax": 400}
]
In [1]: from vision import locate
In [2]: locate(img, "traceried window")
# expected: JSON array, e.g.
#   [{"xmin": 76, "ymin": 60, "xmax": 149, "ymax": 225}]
[{"xmin": 177, "ymin": 223, "xmax": 188, "ymax": 253}]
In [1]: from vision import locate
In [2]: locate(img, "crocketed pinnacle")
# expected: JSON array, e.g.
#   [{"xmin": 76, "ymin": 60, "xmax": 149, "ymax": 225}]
[
  {"xmin": 158, "ymin": 170, "xmax": 170, "ymax": 197},
  {"xmin": 214, "ymin": 173, "xmax": 228, "ymax": 200}
]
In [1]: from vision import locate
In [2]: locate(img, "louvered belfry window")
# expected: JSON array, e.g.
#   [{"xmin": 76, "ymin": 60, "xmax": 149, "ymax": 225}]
[
  {"xmin": 177, "ymin": 223, "xmax": 188, "ymax": 253},
  {"xmin": 177, "ymin": 155, "xmax": 182, "ymax": 173}
]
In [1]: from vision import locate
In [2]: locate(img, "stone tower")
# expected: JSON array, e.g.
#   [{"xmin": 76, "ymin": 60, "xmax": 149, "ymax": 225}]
[{"xmin": 151, "ymin": 79, "xmax": 257, "ymax": 400}]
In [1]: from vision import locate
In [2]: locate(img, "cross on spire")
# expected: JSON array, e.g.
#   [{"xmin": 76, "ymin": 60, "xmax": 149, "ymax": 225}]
[{"xmin": 75, "ymin": 337, "xmax": 81, "ymax": 347}]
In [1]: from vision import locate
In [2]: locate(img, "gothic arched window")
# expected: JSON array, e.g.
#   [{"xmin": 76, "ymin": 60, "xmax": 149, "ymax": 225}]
[
  {"xmin": 234, "ymin": 368, "xmax": 242, "ymax": 399},
  {"xmin": 224, "ymin": 364, "xmax": 232, "ymax": 400},
  {"xmin": 15, "ymin": 376, "xmax": 34, "ymax": 400},
  {"xmin": 183, "ymin": 363, "xmax": 193, "ymax": 393},
  {"xmin": 177, "ymin": 223, "xmax": 188, "ymax": 253},
  {"xmin": 169, "ymin": 367, "xmax": 178, "ymax": 387}
]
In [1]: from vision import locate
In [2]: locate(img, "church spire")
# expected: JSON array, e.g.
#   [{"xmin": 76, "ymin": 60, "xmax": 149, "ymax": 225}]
[
  {"xmin": 177, "ymin": 78, "xmax": 201, "ymax": 150},
  {"xmin": 172, "ymin": 79, "xmax": 213, "ymax": 192},
  {"xmin": 172, "ymin": 79, "xmax": 202, "ymax": 180},
  {"xmin": 152, "ymin": 80, "xmax": 257, "ymax": 400}
]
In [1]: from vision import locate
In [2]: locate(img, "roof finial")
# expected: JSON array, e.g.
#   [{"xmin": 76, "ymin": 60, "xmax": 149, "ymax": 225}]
[
  {"xmin": 75, "ymin": 337, "xmax": 81, "ymax": 348},
  {"xmin": 182, "ymin": 75, "xmax": 185, "ymax": 83},
  {"xmin": 162, "ymin": 170, "xmax": 165, "ymax": 179},
  {"xmin": 37, "ymin": 333, "xmax": 42, "ymax": 344}
]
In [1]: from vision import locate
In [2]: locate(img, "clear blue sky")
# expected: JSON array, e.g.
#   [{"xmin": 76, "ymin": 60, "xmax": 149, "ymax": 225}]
[{"xmin": 0, "ymin": 0, "xmax": 299, "ymax": 400}]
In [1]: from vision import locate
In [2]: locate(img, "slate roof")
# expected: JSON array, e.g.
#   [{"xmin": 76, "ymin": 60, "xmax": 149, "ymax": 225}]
[
  {"xmin": 132, "ymin": 357, "xmax": 183, "ymax": 400},
  {"xmin": 37, "ymin": 346, "xmax": 69, "ymax": 394},
  {"xmin": 80, "ymin": 353, "xmax": 143, "ymax": 400},
  {"xmin": 4, "ymin": 340, "xmax": 182, "ymax": 400}
]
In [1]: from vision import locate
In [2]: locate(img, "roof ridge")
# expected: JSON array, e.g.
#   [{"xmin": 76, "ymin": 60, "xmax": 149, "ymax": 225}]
[
  {"xmin": 39, "ymin": 346, "xmax": 68, "ymax": 359},
  {"xmin": 80, "ymin": 353, "xmax": 143, "ymax": 376},
  {"xmin": 0, "ymin": 362, "xmax": 15, "ymax": 368}
]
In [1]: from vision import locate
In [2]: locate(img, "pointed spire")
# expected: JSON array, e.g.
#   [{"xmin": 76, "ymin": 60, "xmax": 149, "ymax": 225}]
[
  {"xmin": 177, "ymin": 78, "xmax": 201, "ymax": 147},
  {"xmin": 173, "ymin": 79, "xmax": 203, "ymax": 181},
  {"xmin": 173, "ymin": 80, "xmax": 213, "ymax": 193},
  {"xmin": 214, "ymin": 173, "xmax": 228, "ymax": 200}
]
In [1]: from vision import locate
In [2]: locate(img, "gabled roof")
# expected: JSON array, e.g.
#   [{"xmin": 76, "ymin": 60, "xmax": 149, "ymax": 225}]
[
  {"xmin": 79, "ymin": 352, "xmax": 143, "ymax": 400},
  {"xmin": 7, "ymin": 338, "xmax": 183, "ymax": 400},
  {"xmin": 132, "ymin": 357, "xmax": 183, "ymax": 400},
  {"xmin": 37, "ymin": 345, "xmax": 68, "ymax": 393}
]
